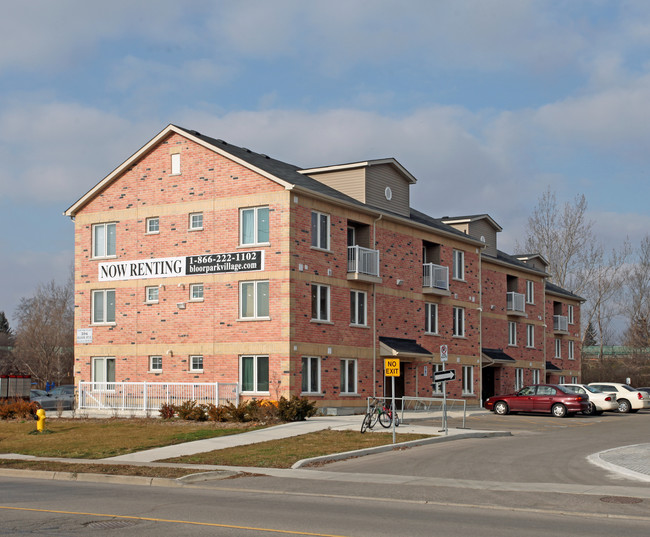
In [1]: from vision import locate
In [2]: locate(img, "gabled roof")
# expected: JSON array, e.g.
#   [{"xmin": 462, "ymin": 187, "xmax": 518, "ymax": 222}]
[
  {"xmin": 481, "ymin": 249, "xmax": 548, "ymax": 277},
  {"xmin": 300, "ymin": 158, "xmax": 417, "ymax": 185},
  {"xmin": 545, "ymin": 281, "xmax": 585, "ymax": 302},
  {"xmin": 441, "ymin": 214, "xmax": 503, "ymax": 232}
]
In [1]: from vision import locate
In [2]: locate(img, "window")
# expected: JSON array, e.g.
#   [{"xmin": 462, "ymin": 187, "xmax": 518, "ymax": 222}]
[
  {"xmin": 425, "ymin": 303, "xmax": 438, "ymax": 334},
  {"xmin": 340, "ymin": 358, "xmax": 357, "ymax": 394},
  {"xmin": 190, "ymin": 355, "xmax": 203, "ymax": 372},
  {"xmin": 302, "ymin": 356, "xmax": 320, "ymax": 394},
  {"xmin": 568, "ymin": 305, "xmax": 574, "ymax": 325},
  {"xmin": 171, "ymin": 153, "xmax": 181, "ymax": 175},
  {"xmin": 555, "ymin": 338, "xmax": 562, "ymax": 358},
  {"xmin": 526, "ymin": 280, "xmax": 534, "ymax": 304},
  {"xmin": 311, "ymin": 211, "xmax": 330, "ymax": 250},
  {"xmin": 92, "ymin": 357, "xmax": 115, "ymax": 384},
  {"xmin": 149, "ymin": 356, "xmax": 162, "ymax": 372},
  {"xmin": 145, "ymin": 286, "xmax": 159, "ymax": 304},
  {"xmin": 452, "ymin": 307, "xmax": 465, "ymax": 337},
  {"xmin": 559, "ymin": 375, "xmax": 566, "ymax": 384},
  {"xmin": 568, "ymin": 340, "xmax": 575, "ymax": 360},
  {"xmin": 508, "ymin": 321, "xmax": 517, "ymax": 346},
  {"xmin": 92, "ymin": 223, "xmax": 116, "ymax": 258},
  {"xmin": 432, "ymin": 364, "xmax": 443, "ymax": 394},
  {"xmin": 532, "ymin": 369, "xmax": 540, "ymax": 384},
  {"xmin": 92, "ymin": 289, "xmax": 115, "ymax": 324},
  {"xmin": 515, "ymin": 368, "xmax": 524, "ymax": 391},
  {"xmin": 189, "ymin": 212, "xmax": 203, "ymax": 230},
  {"xmin": 190, "ymin": 283, "xmax": 204, "ymax": 301},
  {"xmin": 240, "ymin": 281, "xmax": 270, "ymax": 319},
  {"xmin": 452, "ymin": 250, "xmax": 464, "ymax": 280},
  {"xmin": 311, "ymin": 284, "xmax": 330, "ymax": 322},
  {"xmin": 571, "ymin": 376, "xmax": 578, "ymax": 383},
  {"xmin": 462, "ymin": 366, "xmax": 473, "ymax": 395},
  {"xmin": 146, "ymin": 217, "xmax": 159, "ymax": 234},
  {"xmin": 241, "ymin": 355, "xmax": 269, "ymax": 393},
  {"xmin": 241, "ymin": 206, "xmax": 270, "ymax": 245},
  {"xmin": 350, "ymin": 290, "xmax": 366, "ymax": 326},
  {"xmin": 526, "ymin": 324, "xmax": 535, "ymax": 348}
]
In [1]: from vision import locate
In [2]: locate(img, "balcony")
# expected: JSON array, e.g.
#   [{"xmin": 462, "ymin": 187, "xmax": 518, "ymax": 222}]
[
  {"xmin": 506, "ymin": 292, "xmax": 526, "ymax": 316},
  {"xmin": 347, "ymin": 245, "xmax": 381, "ymax": 283},
  {"xmin": 554, "ymin": 315, "xmax": 569, "ymax": 333},
  {"xmin": 423, "ymin": 263, "xmax": 450, "ymax": 295}
]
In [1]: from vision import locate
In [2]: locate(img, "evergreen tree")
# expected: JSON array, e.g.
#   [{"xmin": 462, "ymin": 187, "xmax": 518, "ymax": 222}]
[{"xmin": 582, "ymin": 321, "xmax": 598, "ymax": 347}]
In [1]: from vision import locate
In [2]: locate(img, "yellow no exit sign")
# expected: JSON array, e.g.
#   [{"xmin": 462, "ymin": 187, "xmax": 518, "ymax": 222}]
[{"xmin": 384, "ymin": 358, "xmax": 400, "ymax": 377}]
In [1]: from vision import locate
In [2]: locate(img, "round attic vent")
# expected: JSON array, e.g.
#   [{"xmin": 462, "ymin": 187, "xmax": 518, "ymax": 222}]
[
  {"xmin": 385, "ymin": 187, "xmax": 392, "ymax": 200},
  {"xmin": 480, "ymin": 236, "xmax": 486, "ymax": 242}
]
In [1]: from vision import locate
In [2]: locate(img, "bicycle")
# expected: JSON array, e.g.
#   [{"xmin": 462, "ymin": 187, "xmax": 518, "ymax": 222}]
[
  {"xmin": 378, "ymin": 401, "xmax": 400, "ymax": 428},
  {"xmin": 360, "ymin": 398, "xmax": 381, "ymax": 433}
]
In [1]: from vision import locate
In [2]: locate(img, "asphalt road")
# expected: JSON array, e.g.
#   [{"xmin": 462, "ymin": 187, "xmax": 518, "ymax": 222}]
[{"xmin": 1, "ymin": 410, "xmax": 650, "ymax": 536}]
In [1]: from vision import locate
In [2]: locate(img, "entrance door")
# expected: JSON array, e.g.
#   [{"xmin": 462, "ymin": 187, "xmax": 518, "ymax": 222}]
[{"xmin": 482, "ymin": 366, "xmax": 495, "ymax": 400}]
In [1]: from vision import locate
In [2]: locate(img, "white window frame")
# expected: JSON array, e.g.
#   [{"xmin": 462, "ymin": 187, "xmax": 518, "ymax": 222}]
[
  {"xmin": 425, "ymin": 302, "xmax": 438, "ymax": 334},
  {"xmin": 190, "ymin": 355, "xmax": 204, "ymax": 372},
  {"xmin": 301, "ymin": 356, "xmax": 321, "ymax": 394},
  {"xmin": 532, "ymin": 369, "xmax": 540, "ymax": 384},
  {"xmin": 92, "ymin": 222, "xmax": 116, "ymax": 259},
  {"xmin": 452, "ymin": 307, "xmax": 465, "ymax": 337},
  {"xmin": 568, "ymin": 340, "xmax": 575, "ymax": 360},
  {"xmin": 92, "ymin": 289, "xmax": 116, "ymax": 325},
  {"xmin": 146, "ymin": 217, "xmax": 159, "ymax": 234},
  {"xmin": 311, "ymin": 211, "xmax": 330, "ymax": 250},
  {"xmin": 526, "ymin": 324, "xmax": 535, "ymax": 348},
  {"xmin": 240, "ymin": 206, "xmax": 270, "ymax": 246},
  {"xmin": 559, "ymin": 375, "xmax": 566, "ymax": 384},
  {"xmin": 571, "ymin": 375, "xmax": 578, "ymax": 383},
  {"xmin": 149, "ymin": 355, "xmax": 162, "ymax": 372},
  {"xmin": 508, "ymin": 321, "xmax": 517, "ymax": 346},
  {"xmin": 350, "ymin": 289, "xmax": 367, "ymax": 326},
  {"xmin": 462, "ymin": 365, "xmax": 474, "ymax": 395},
  {"xmin": 190, "ymin": 283, "xmax": 204, "ymax": 302},
  {"xmin": 452, "ymin": 249, "xmax": 465, "ymax": 281},
  {"xmin": 145, "ymin": 286, "xmax": 159, "ymax": 304},
  {"xmin": 311, "ymin": 283, "xmax": 330, "ymax": 322},
  {"xmin": 555, "ymin": 338, "xmax": 562, "ymax": 358},
  {"xmin": 432, "ymin": 363, "xmax": 443, "ymax": 394},
  {"xmin": 340, "ymin": 358, "xmax": 357, "ymax": 395},
  {"xmin": 568, "ymin": 305, "xmax": 574, "ymax": 325},
  {"xmin": 526, "ymin": 280, "xmax": 534, "ymax": 304},
  {"xmin": 515, "ymin": 368, "xmax": 524, "ymax": 391},
  {"xmin": 189, "ymin": 212, "xmax": 203, "ymax": 231},
  {"xmin": 240, "ymin": 355, "xmax": 269, "ymax": 394},
  {"xmin": 239, "ymin": 280, "xmax": 270, "ymax": 320},
  {"xmin": 171, "ymin": 152, "xmax": 181, "ymax": 175},
  {"xmin": 92, "ymin": 356, "xmax": 115, "ymax": 384}
]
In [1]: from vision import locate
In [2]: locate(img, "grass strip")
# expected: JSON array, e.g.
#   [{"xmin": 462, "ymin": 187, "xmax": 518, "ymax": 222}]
[{"xmin": 164, "ymin": 429, "xmax": 432, "ymax": 468}]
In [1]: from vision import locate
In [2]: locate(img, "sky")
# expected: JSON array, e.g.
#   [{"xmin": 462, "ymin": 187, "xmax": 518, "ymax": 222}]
[{"xmin": 2, "ymin": 0, "xmax": 650, "ymax": 328}]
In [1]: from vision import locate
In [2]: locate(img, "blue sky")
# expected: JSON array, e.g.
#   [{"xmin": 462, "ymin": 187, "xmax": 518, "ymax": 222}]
[{"xmin": 2, "ymin": 0, "xmax": 650, "ymax": 326}]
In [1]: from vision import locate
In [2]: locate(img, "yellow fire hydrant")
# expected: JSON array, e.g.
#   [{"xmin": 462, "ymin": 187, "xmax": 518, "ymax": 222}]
[{"xmin": 36, "ymin": 408, "xmax": 46, "ymax": 433}]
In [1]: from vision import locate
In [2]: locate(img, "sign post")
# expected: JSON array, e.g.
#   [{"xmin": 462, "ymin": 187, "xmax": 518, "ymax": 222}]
[
  {"xmin": 384, "ymin": 358, "xmax": 400, "ymax": 444},
  {"xmin": 433, "ymin": 368, "xmax": 456, "ymax": 435}
]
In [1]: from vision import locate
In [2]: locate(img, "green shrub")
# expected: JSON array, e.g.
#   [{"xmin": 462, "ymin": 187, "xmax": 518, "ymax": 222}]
[{"xmin": 277, "ymin": 396, "xmax": 317, "ymax": 422}]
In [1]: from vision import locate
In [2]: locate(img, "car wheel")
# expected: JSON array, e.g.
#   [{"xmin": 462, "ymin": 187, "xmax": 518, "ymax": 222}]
[
  {"xmin": 617, "ymin": 399, "xmax": 631, "ymax": 413},
  {"xmin": 583, "ymin": 402, "xmax": 597, "ymax": 416},
  {"xmin": 494, "ymin": 401, "xmax": 509, "ymax": 415},
  {"xmin": 551, "ymin": 403, "xmax": 567, "ymax": 418}
]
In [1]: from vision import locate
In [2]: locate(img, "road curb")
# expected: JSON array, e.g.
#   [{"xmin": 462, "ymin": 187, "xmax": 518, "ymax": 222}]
[{"xmin": 292, "ymin": 431, "xmax": 512, "ymax": 468}]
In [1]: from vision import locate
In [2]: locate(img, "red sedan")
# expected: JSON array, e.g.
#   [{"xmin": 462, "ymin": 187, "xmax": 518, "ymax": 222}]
[{"xmin": 485, "ymin": 384, "xmax": 590, "ymax": 418}]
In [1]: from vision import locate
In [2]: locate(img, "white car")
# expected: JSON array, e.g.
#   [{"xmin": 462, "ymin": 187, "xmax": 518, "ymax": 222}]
[
  {"xmin": 560, "ymin": 384, "xmax": 617, "ymax": 415},
  {"xmin": 588, "ymin": 382, "xmax": 650, "ymax": 413}
]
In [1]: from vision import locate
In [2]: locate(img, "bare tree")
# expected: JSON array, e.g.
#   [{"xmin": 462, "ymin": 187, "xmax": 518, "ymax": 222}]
[
  {"xmin": 13, "ymin": 275, "xmax": 74, "ymax": 386},
  {"xmin": 518, "ymin": 187, "xmax": 596, "ymax": 295},
  {"xmin": 623, "ymin": 235, "xmax": 650, "ymax": 349}
]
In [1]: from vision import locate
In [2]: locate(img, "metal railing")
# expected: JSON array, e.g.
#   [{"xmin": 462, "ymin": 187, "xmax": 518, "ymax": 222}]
[
  {"xmin": 506, "ymin": 292, "xmax": 525, "ymax": 313},
  {"xmin": 554, "ymin": 315, "xmax": 568, "ymax": 332},
  {"xmin": 78, "ymin": 382, "xmax": 239, "ymax": 411},
  {"xmin": 348, "ymin": 245, "xmax": 380, "ymax": 277},
  {"xmin": 423, "ymin": 263, "xmax": 449, "ymax": 290},
  {"xmin": 366, "ymin": 396, "xmax": 468, "ymax": 430}
]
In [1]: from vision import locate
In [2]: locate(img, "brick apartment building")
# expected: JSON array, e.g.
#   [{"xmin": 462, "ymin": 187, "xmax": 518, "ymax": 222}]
[{"xmin": 64, "ymin": 124, "xmax": 583, "ymax": 413}]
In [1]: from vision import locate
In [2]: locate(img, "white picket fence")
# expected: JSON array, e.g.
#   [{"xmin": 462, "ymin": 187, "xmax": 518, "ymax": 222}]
[{"xmin": 78, "ymin": 382, "xmax": 239, "ymax": 411}]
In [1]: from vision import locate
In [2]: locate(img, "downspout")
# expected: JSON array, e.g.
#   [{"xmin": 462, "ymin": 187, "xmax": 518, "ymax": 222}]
[
  {"xmin": 372, "ymin": 213, "xmax": 383, "ymax": 398},
  {"xmin": 478, "ymin": 246, "xmax": 483, "ymax": 406}
]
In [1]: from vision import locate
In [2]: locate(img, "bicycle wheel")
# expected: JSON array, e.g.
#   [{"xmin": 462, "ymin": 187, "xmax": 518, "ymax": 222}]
[
  {"xmin": 379, "ymin": 409, "xmax": 392, "ymax": 428},
  {"xmin": 368, "ymin": 409, "xmax": 380, "ymax": 429},
  {"xmin": 360, "ymin": 412, "xmax": 372, "ymax": 433}
]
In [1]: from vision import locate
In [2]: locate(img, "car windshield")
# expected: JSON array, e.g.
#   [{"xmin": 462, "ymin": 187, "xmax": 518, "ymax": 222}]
[{"xmin": 622, "ymin": 385, "xmax": 635, "ymax": 391}]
